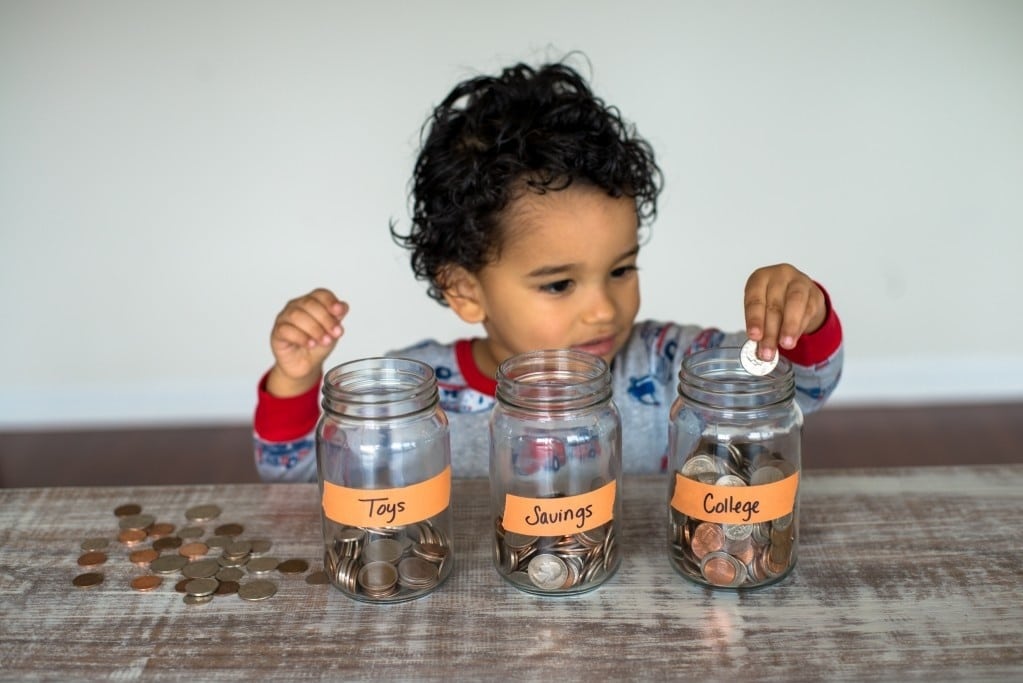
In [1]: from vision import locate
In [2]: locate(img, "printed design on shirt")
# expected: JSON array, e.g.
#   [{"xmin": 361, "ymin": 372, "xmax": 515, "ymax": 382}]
[
  {"xmin": 687, "ymin": 327, "xmax": 725, "ymax": 357},
  {"xmin": 435, "ymin": 364, "xmax": 495, "ymax": 413},
  {"xmin": 627, "ymin": 375, "xmax": 660, "ymax": 405},
  {"xmin": 255, "ymin": 437, "xmax": 313, "ymax": 471}
]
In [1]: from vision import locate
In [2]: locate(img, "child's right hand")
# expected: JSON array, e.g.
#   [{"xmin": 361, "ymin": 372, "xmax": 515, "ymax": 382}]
[{"xmin": 266, "ymin": 288, "xmax": 349, "ymax": 397}]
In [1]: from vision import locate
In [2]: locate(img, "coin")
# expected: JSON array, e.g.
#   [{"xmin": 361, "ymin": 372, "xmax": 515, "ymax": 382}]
[
  {"xmin": 118, "ymin": 513, "xmax": 155, "ymax": 531},
  {"xmin": 118, "ymin": 529, "xmax": 147, "ymax": 545},
  {"xmin": 80, "ymin": 537, "xmax": 109, "ymax": 552},
  {"xmin": 72, "ymin": 572, "xmax": 104, "ymax": 588},
  {"xmin": 181, "ymin": 558, "xmax": 221, "ymax": 579},
  {"xmin": 214, "ymin": 580, "xmax": 240, "ymax": 596},
  {"xmin": 213, "ymin": 523, "xmax": 244, "ymax": 537},
  {"xmin": 77, "ymin": 551, "xmax": 107, "ymax": 567},
  {"xmin": 527, "ymin": 553, "xmax": 569, "ymax": 590},
  {"xmin": 183, "ymin": 594, "xmax": 214, "ymax": 605},
  {"xmin": 739, "ymin": 339, "xmax": 778, "ymax": 376},
  {"xmin": 184, "ymin": 578, "xmax": 219, "ymax": 597},
  {"xmin": 304, "ymin": 570, "xmax": 329, "ymax": 585},
  {"xmin": 149, "ymin": 523, "xmax": 176, "ymax": 539},
  {"xmin": 128, "ymin": 549, "xmax": 159, "ymax": 566},
  {"xmin": 178, "ymin": 542, "xmax": 209, "ymax": 559},
  {"xmin": 362, "ymin": 539, "xmax": 402, "ymax": 564},
  {"xmin": 130, "ymin": 575, "xmax": 163, "ymax": 592},
  {"xmin": 246, "ymin": 557, "xmax": 280, "ymax": 574},
  {"xmin": 150, "ymin": 555, "xmax": 188, "ymax": 574},
  {"xmin": 238, "ymin": 579, "xmax": 277, "ymax": 601},
  {"xmin": 152, "ymin": 536, "xmax": 182, "ymax": 552},
  {"xmin": 216, "ymin": 567, "xmax": 245, "ymax": 582},
  {"xmin": 690, "ymin": 522, "xmax": 725, "ymax": 560},
  {"xmin": 114, "ymin": 503, "xmax": 142, "ymax": 517},
  {"xmin": 185, "ymin": 504, "xmax": 221, "ymax": 522},
  {"xmin": 178, "ymin": 526, "xmax": 205, "ymax": 539},
  {"xmin": 277, "ymin": 558, "xmax": 309, "ymax": 574}
]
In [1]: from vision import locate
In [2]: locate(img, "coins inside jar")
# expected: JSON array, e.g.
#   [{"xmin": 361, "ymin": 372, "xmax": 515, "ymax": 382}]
[
  {"xmin": 493, "ymin": 517, "xmax": 619, "ymax": 594},
  {"xmin": 669, "ymin": 443, "xmax": 797, "ymax": 589},
  {"xmin": 323, "ymin": 519, "xmax": 451, "ymax": 602}
]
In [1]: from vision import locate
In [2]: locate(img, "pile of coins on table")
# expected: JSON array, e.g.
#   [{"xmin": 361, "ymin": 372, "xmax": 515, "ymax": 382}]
[
  {"xmin": 669, "ymin": 443, "xmax": 797, "ymax": 588},
  {"xmin": 71, "ymin": 502, "xmax": 329, "ymax": 604},
  {"xmin": 323, "ymin": 520, "xmax": 451, "ymax": 602},
  {"xmin": 493, "ymin": 518, "xmax": 619, "ymax": 593}
]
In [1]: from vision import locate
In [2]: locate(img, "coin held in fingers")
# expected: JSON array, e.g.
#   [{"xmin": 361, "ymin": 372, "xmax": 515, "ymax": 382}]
[{"xmin": 739, "ymin": 339, "xmax": 778, "ymax": 376}]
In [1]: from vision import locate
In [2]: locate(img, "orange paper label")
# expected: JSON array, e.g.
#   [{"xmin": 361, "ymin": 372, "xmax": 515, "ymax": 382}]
[
  {"xmin": 670, "ymin": 471, "xmax": 799, "ymax": 524},
  {"xmin": 502, "ymin": 479, "xmax": 616, "ymax": 536},
  {"xmin": 322, "ymin": 466, "xmax": 451, "ymax": 527}
]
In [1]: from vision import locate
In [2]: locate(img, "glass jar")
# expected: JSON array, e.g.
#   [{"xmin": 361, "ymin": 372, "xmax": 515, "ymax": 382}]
[
  {"xmin": 316, "ymin": 357, "xmax": 453, "ymax": 603},
  {"xmin": 666, "ymin": 346, "xmax": 802, "ymax": 589},
  {"xmin": 489, "ymin": 349, "xmax": 622, "ymax": 595}
]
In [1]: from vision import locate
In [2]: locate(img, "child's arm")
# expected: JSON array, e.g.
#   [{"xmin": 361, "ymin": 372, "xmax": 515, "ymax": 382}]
[
  {"xmin": 266, "ymin": 288, "xmax": 348, "ymax": 396},
  {"xmin": 254, "ymin": 287, "xmax": 348, "ymax": 482},
  {"xmin": 742, "ymin": 263, "xmax": 829, "ymax": 363}
]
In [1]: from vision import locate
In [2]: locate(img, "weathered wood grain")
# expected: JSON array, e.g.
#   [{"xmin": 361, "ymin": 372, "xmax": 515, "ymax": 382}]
[{"xmin": 1, "ymin": 466, "xmax": 1020, "ymax": 681}]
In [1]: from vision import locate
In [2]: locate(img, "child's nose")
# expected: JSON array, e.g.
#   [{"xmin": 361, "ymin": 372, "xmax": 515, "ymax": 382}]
[{"xmin": 582, "ymin": 286, "xmax": 616, "ymax": 323}]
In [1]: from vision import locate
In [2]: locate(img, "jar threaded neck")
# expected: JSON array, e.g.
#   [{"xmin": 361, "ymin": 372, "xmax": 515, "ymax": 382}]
[
  {"xmin": 678, "ymin": 347, "xmax": 795, "ymax": 409},
  {"xmin": 496, "ymin": 349, "xmax": 611, "ymax": 413},
  {"xmin": 321, "ymin": 357, "xmax": 438, "ymax": 419}
]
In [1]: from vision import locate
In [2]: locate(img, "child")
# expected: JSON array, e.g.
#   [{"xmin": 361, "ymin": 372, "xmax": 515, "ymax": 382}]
[{"xmin": 254, "ymin": 60, "xmax": 843, "ymax": 481}]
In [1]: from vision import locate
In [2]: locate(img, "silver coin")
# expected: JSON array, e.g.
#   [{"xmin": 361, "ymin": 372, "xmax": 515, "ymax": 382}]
[
  {"xmin": 181, "ymin": 558, "xmax": 221, "ymax": 579},
  {"xmin": 216, "ymin": 567, "xmax": 245, "ymax": 582},
  {"xmin": 237, "ymin": 579, "xmax": 277, "ymax": 601},
  {"xmin": 739, "ymin": 339, "xmax": 778, "ymax": 376},
  {"xmin": 246, "ymin": 557, "xmax": 280, "ymax": 574},
  {"xmin": 80, "ymin": 537, "xmax": 110, "ymax": 552},
  {"xmin": 118, "ymin": 513, "xmax": 156, "ymax": 531},
  {"xmin": 184, "ymin": 577, "xmax": 219, "ymax": 597},
  {"xmin": 526, "ymin": 553, "xmax": 569, "ymax": 591},
  {"xmin": 183, "ymin": 593, "xmax": 214, "ymax": 606},
  {"xmin": 185, "ymin": 504, "xmax": 222, "ymax": 522},
  {"xmin": 680, "ymin": 454, "xmax": 722, "ymax": 479},
  {"xmin": 714, "ymin": 474, "xmax": 748, "ymax": 488},
  {"xmin": 150, "ymin": 555, "xmax": 188, "ymax": 574},
  {"xmin": 362, "ymin": 539, "xmax": 403, "ymax": 564}
]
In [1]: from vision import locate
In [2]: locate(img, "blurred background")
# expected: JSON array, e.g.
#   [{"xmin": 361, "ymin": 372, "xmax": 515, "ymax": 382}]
[{"xmin": 2, "ymin": 1, "xmax": 1021, "ymax": 482}]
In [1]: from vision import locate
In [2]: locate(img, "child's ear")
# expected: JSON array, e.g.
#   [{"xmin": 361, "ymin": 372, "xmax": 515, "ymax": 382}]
[{"xmin": 439, "ymin": 266, "xmax": 486, "ymax": 324}]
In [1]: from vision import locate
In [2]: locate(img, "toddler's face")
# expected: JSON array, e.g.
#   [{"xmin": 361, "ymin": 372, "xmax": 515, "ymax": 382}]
[{"xmin": 470, "ymin": 184, "xmax": 641, "ymax": 376}]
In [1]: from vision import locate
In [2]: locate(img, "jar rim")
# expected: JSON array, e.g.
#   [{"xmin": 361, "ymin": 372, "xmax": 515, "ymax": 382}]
[
  {"xmin": 322, "ymin": 356, "xmax": 438, "ymax": 418},
  {"xmin": 679, "ymin": 346, "xmax": 794, "ymax": 408},
  {"xmin": 496, "ymin": 349, "xmax": 611, "ymax": 411}
]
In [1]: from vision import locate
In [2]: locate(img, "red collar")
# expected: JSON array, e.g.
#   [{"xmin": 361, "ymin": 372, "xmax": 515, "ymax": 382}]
[{"xmin": 455, "ymin": 339, "xmax": 497, "ymax": 397}]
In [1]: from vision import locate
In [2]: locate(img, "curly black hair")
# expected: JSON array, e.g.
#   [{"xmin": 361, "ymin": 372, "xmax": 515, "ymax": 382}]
[{"xmin": 390, "ymin": 59, "xmax": 663, "ymax": 305}]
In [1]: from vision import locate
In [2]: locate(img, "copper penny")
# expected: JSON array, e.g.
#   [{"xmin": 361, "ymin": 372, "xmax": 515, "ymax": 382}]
[
  {"xmin": 118, "ymin": 529, "xmax": 147, "ymax": 545},
  {"xmin": 277, "ymin": 558, "xmax": 309, "ymax": 574},
  {"xmin": 214, "ymin": 580, "xmax": 240, "ymax": 596},
  {"xmin": 690, "ymin": 522, "xmax": 725, "ymax": 560},
  {"xmin": 701, "ymin": 554, "xmax": 739, "ymax": 586},
  {"xmin": 129, "ymin": 548, "xmax": 159, "ymax": 566},
  {"xmin": 174, "ymin": 578, "xmax": 190, "ymax": 593},
  {"xmin": 77, "ymin": 551, "xmax": 107, "ymax": 567},
  {"xmin": 72, "ymin": 572, "xmax": 104, "ymax": 588},
  {"xmin": 152, "ymin": 536, "xmax": 183, "ymax": 551},
  {"xmin": 114, "ymin": 503, "xmax": 142, "ymax": 517},
  {"xmin": 178, "ymin": 542, "xmax": 209, "ymax": 559},
  {"xmin": 130, "ymin": 575, "xmax": 163, "ymax": 592},
  {"xmin": 213, "ymin": 523, "xmax": 244, "ymax": 537},
  {"xmin": 149, "ymin": 523, "xmax": 176, "ymax": 539}
]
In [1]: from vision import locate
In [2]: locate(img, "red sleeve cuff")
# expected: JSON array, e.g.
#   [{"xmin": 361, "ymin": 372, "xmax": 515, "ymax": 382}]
[
  {"xmin": 779, "ymin": 284, "xmax": 843, "ymax": 367},
  {"xmin": 253, "ymin": 371, "xmax": 322, "ymax": 442}
]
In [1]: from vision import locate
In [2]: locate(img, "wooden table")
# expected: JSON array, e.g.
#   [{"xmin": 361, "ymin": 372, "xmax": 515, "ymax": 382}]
[{"xmin": 1, "ymin": 466, "xmax": 1021, "ymax": 681}]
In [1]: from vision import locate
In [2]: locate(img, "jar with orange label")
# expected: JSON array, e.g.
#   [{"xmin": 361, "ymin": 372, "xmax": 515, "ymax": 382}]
[
  {"xmin": 489, "ymin": 349, "xmax": 622, "ymax": 595},
  {"xmin": 316, "ymin": 357, "xmax": 453, "ymax": 603},
  {"xmin": 667, "ymin": 346, "xmax": 802, "ymax": 589}
]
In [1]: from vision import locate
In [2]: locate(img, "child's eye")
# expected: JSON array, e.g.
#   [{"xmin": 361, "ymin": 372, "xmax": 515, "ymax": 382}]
[
  {"xmin": 611, "ymin": 265, "xmax": 638, "ymax": 278},
  {"xmin": 540, "ymin": 280, "xmax": 573, "ymax": 294}
]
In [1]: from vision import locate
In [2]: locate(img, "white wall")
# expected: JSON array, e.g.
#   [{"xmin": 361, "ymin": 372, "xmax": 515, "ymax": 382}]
[{"xmin": 2, "ymin": 0, "xmax": 1021, "ymax": 428}]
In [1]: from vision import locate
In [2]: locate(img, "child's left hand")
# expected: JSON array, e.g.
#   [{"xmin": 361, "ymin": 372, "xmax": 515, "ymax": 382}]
[{"xmin": 743, "ymin": 263, "xmax": 827, "ymax": 361}]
